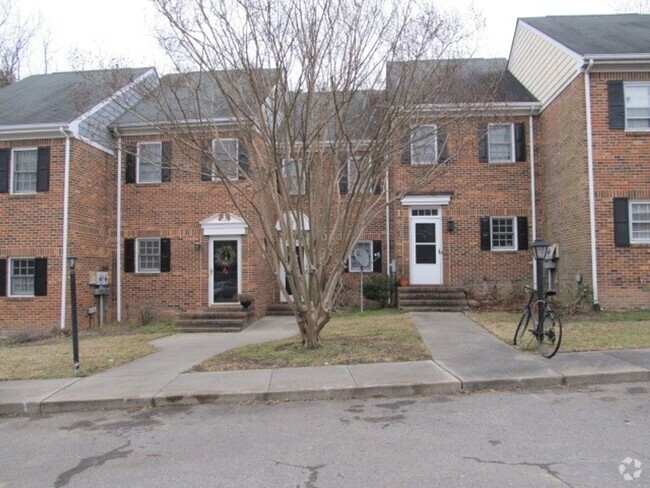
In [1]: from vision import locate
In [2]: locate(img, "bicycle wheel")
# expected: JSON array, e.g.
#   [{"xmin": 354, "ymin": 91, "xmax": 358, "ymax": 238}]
[
  {"xmin": 538, "ymin": 310, "xmax": 562, "ymax": 358},
  {"xmin": 514, "ymin": 307, "xmax": 536, "ymax": 350}
]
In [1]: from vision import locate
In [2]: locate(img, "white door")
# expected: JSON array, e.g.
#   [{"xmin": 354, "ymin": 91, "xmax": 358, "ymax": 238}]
[
  {"xmin": 279, "ymin": 244, "xmax": 302, "ymax": 302},
  {"xmin": 409, "ymin": 209, "xmax": 443, "ymax": 285},
  {"xmin": 209, "ymin": 237, "xmax": 242, "ymax": 305}
]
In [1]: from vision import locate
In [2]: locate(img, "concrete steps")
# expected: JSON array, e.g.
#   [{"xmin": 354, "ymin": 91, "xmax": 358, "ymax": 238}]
[
  {"xmin": 266, "ymin": 303, "xmax": 294, "ymax": 316},
  {"xmin": 398, "ymin": 286, "xmax": 468, "ymax": 312},
  {"xmin": 176, "ymin": 305, "xmax": 255, "ymax": 332}
]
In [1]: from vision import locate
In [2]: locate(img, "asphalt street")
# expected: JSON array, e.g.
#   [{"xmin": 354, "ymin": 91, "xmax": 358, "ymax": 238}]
[{"xmin": 1, "ymin": 382, "xmax": 648, "ymax": 487}]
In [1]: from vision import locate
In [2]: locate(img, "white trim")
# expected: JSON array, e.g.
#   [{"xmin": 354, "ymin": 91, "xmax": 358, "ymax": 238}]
[
  {"xmin": 275, "ymin": 212, "xmax": 310, "ymax": 231},
  {"xmin": 212, "ymin": 138, "xmax": 240, "ymax": 181},
  {"xmin": 135, "ymin": 237, "xmax": 162, "ymax": 273},
  {"xmin": 9, "ymin": 147, "xmax": 38, "ymax": 194},
  {"xmin": 201, "ymin": 213, "xmax": 248, "ymax": 236},
  {"xmin": 401, "ymin": 194, "xmax": 451, "ymax": 206},
  {"xmin": 487, "ymin": 123, "xmax": 515, "ymax": 163},
  {"xmin": 136, "ymin": 141, "xmax": 163, "ymax": 184},
  {"xmin": 623, "ymin": 82, "xmax": 650, "ymax": 132},
  {"xmin": 584, "ymin": 59, "xmax": 599, "ymax": 307},
  {"xmin": 409, "ymin": 211, "xmax": 443, "ymax": 285},
  {"xmin": 489, "ymin": 216, "xmax": 518, "ymax": 251},
  {"xmin": 629, "ymin": 200, "xmax": 650, "ymax": 244},
  {"xmin": 208, "ymin": 237, "xmax": 243, "ymax": 305},
  {"xmin": 412, "ymin": 102, "xmax": 541, "ymax": 116},
  {"xmin": 112, "ymin": 117, "xmax": 238, "ymax": 136},
  {"xmin": 7, "ymin": 257, "xmax": 36, "ymax": 297},
  {"xmin": 410, "ymin": 124, "xmax": 437, "ymax": 165}
]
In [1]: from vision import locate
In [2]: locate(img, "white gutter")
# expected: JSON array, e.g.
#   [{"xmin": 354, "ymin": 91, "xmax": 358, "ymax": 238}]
[
  {"xmin": 115, "ymin": 132, "xmax": 123, "ymax": 322},
  {"xmin": 59, "ymin": 128, "xmax": 72, "ymax": 330},
  {"xmin": 584, "ymin": 59, "xmax": 600, "ymax": 308},
  {"xmin": 385, "ymin": 169, "xmax": 390, "ymax": 274},
  {"xmin": 528, "ymin": 112, "xmax": 537, "ymax": 288}
]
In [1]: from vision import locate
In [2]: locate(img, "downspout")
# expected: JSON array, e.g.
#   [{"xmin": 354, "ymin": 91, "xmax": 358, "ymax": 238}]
[
  {"xmin": 115, "ymin": 131, "xmax": 123, "ymax": 322},
  {"xmin": 584, "ymin": 59, "xmax": 600, "ymax": 309},
  {"xmin": 529, "ymin": 111, "xmax": 537, "ymax": 288},
  {"xmin": 385, "ymin": 169, "xmax": 390, "ymax": 274},
  {"xmin": 59, "ymin": 127, "xmax": 72, "ymax": 330}
]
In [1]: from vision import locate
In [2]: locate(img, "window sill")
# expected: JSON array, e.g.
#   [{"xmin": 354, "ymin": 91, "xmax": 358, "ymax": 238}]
[
  {"xmin": 487, "ymin": 160, "xmax": 517, "ymax": 164},
  {"xmin": 8, "ymin": 192, "xmax": 38, "ymax": 198},
  {"xmin": 133, "ymin": 182, "xmax": 163, "ymax": 187},
  {"xmin": 5, "ymin": 296, "xmax": 35, "ymax": 301}
]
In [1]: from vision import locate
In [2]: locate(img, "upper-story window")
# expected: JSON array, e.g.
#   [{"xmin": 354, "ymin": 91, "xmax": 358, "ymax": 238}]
[
  {"xmin": 12, "ymin": 148, "xmax": 38, "ymax": 193},
  {"xmin": 488, "ymin": 124, "xmax": 514, "ymax": 162},
  {"xmin": 630, "ymin": 200, "xmax": 650, "ymax": 243},
  {"xmin": 282, "ymin": 159, "xmax": 306, "ymax": 195},
  {"xmin": 137, "ymin": 142, "xmax": 162, "ymax": 183},
  {"xmin": 411, "ymin": 125, "xmax": 438, "ymax": 164},
  {"xmin": 624, "ymin": 83, "xmax": 650, "ymax": 130},
  {"xmin": 213, "ymin": 139, "xmax": 240, "ymax": 180}
]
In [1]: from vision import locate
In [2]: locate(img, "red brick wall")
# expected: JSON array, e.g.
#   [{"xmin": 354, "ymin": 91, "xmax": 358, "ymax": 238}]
[
  {"xmin": 590, "ymin": 71, "xmax": 650, "ymax": 309},
  {"xmin": 389, "ymin": 116, "xmax": 533, "ymax": 299}
]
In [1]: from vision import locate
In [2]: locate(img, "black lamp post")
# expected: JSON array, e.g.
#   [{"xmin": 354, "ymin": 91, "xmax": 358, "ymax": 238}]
[
  {"xmin": 67, "ymin": 255, "xmax": 80, "ymax": 372},
  {"xmin": 531, "ymin": 238, "xmax": 550, "ymax": 340}
]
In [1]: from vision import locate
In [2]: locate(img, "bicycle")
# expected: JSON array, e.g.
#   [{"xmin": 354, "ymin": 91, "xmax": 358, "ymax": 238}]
[{"xmin": 513, "ymin": 286, "xmax": 562, "ymax": 358}]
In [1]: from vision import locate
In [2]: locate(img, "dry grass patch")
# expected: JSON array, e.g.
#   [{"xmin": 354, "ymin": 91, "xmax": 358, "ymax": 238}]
[
  {"xmin": 466, "ymin": 310, "xmax": 650, "ymax": 352},
  {"xmin": 0, "ymin": 323, "xmax": 175, "ymax": 380},
  {"xmin": 194, "ymin": 309, "xmax": 431, "ymax": 371}
]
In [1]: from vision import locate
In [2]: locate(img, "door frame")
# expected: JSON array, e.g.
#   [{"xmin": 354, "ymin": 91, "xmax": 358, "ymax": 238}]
[
  {"xmin": 208, "ymin": 236, "xmax": 242, "ymax": 305},
  {"xmin": 278, "ymin": 242, "xmax": 304, "ymax": 303},
  {"xmin": 408, "ymin": 207, "xmax": 443, "ymax": 285}
]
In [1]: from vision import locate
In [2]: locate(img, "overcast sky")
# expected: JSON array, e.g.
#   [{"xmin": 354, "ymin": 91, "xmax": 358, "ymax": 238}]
[{"xmin": 17, "ymin": 0, "xmax": 630, "ymax": 76}]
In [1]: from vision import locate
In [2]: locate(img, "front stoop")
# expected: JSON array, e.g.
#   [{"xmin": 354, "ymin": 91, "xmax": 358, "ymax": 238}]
[
  {"xmin": 176, "ymin": 305, "xmax": 255, "ymax": 332},
  {"xmin": 398, "ymin": 286, "xmax": 469, "ymax": 312},
  {"xmin": 266, "ymin": 303, "xmax": 294, "ymax": 316}
]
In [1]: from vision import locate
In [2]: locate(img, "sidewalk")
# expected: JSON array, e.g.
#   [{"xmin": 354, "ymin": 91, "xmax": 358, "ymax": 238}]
[{"xmin": 1, "ymin": 313, "xmax": 649, "ymax": 416}]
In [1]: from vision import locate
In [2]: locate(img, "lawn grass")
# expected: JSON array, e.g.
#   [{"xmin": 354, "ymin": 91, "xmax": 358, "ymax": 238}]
[
  {"xmin": 466, "ymin": 310, "xmax": 650, "ymax": 352},
  {"xmin": 0, "ymin": 322, "xmax": 175, "ymax": 380},
  {"xmin": 194, "ymin": 309, "xmax": 431, "ymax": 372}
]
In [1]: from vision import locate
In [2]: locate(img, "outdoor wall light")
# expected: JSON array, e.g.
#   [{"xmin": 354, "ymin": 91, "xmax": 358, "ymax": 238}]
[
  {"xmin": 67, "ymin": 255, "xmax": 77, "ymax": 271},
  {"xmin": 447, "ymin": 219, "xmax": 455, "ymax": 232},
  {"xmin": 193, "ymin": 240, "xmax": 202, "ymax": 250}
]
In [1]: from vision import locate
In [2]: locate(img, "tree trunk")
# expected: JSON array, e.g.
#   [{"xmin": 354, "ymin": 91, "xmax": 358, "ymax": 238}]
[{"xmin": 297, "ymin": 307, "xmax": 329, "ymax": 349}]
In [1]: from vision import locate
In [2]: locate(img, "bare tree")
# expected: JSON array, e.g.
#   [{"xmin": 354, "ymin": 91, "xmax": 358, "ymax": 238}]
[
  {"xmin": 0, "ymin": 0, "xmax": 36, "ymax": 86},
  {"xmin": 611, "ymin": 0, "xmax": 650, "ymax": 12},
  {"xmin": 137, "ymin": 0, "xmax": 489, "ymax": 347}
]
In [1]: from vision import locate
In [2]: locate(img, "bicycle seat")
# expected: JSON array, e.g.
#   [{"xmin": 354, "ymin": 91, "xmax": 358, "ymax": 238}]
[{"xmin": 544, "ymin": 290, "xmax": 557, "ymax": 297}]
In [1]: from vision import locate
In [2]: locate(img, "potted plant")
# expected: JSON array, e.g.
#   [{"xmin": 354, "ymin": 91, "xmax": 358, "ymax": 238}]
[
  {"xmin": 238, "ymin": 292, "xmax": 254, "ymax": 310},
  {"xmin": 398, "ymin": 276, "xmax": 409, "ymax": 287}
]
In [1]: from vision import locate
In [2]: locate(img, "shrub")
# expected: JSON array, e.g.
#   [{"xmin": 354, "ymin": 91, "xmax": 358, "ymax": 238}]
[{"xmin": 363, "ymin": 275, "xmax": 397, "ymax": 308}]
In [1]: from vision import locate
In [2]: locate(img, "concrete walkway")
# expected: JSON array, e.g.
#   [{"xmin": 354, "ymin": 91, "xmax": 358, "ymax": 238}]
[{"xmin": 1, "ymin": 313, "xmax": 649, "ymax": 416}]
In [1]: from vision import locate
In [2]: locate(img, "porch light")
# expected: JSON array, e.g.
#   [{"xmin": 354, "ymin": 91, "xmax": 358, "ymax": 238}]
[
  {"xmin": 531, "ymin": 238, "xmax": 550, "ymax": 261},
  {"xmin": 447, "ymin": 219, "xmax": 455, "ymax": 232},
  {"xmin": 67, "ymin": 255, "xmax": 77, "ymax": 271}
]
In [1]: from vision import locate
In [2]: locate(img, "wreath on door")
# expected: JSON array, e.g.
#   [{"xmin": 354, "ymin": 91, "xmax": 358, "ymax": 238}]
[{"xmin": 215, "ymin": 244, "xmax": 236, "ymax": 274}]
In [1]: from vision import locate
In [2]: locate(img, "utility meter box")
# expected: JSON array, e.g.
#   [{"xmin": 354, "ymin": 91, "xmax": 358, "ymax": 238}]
[{"xmin": 89, "ymin": 271, "xmax": 110, "ymax": 286}]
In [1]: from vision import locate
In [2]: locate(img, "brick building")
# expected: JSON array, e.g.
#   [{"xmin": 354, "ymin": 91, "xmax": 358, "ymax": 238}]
[{"xmin": 1, "ymin": 14, "xmax": 649, "ymax": 331}]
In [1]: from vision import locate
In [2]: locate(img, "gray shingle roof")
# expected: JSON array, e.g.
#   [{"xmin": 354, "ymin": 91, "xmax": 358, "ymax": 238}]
[
  {"xmin": 522, "ymin": 14, "xmax": 650, "ymax": 56},
  {"xmin": 0, "ymin": 67, "xmax": 151, "ymax": 126},
  {"xmin": 387, "ymin": 58, "xmax": 537, "ymax": 105}
]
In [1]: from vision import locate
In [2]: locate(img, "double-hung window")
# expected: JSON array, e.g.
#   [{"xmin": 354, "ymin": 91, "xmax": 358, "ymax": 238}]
[
  {"xmin": 137, "ymin": 142, "xmax": 162, "ymax": 183},
  {"xmin": 213, "ymin": 139, "xmax": 239, "ymax": 180},
  {"xmin": 282, "ymin": 159, "xmax": 305, "ymax": 195},
  {"xmin": 624, "ymin": 83, "xmax": 650, "ymax": 130},
  {"xmin": 9, "ymin": 258, "xmax": 35, "ymax": 296},
  {"xmin": 630, "ymin": 201, "xmax": 650, "ymax": 243},
  {"xmin": 411, "ymin": 125, "xmax": 438, "ymax": 164},
  {"xmin": 490, "ymin": 217, "xmax": 517, "ymax": 251},
  {"xmin": 137, "ymin": 238, "xmax": 161, "ymax": 273},
  {"xmin": 488, "ymin": 124, "xmax": 514, "ymax": 162},
  {"xmin": 347, "ymin": 157, "xmax": 375, "ymax": 193},
  {"xmin": 12, "ymin": 148, "xmax": 38, "ymax": 193}
]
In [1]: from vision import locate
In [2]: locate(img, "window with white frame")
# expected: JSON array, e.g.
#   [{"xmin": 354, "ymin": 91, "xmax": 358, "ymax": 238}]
[
  {"xmin": 349, "ymin": 241, "xmax": 372, "ymax": 272},
  {"xmin": 137, "ymin": 238, "xmax": 161, "ymax": 272},
  {"xmin": 488, "ymin": 124, "xmax": 514, "ymax": 162},
  {"xmin": 347, "ymin": 157, "xmax": 375, "ymax": 193},
  {"xmin": 411, "ymin": 125, "xmax": 437, "ymax": 164},
  {"xmin": 491, "ymin": 217, "xmax": 517, "ymax": 250},
  {"xmin": 137, "ymin": 142, "xmax": 162, "ymax": 183},
  {"xmin": 282, "ymin": 159, "xmax": 305, "ymax": 194},
  {"xmin": 624, "ymin": 83, "xmax": 650, "ymax": 130},
  {"xmin": 630, "ymin": 200, "xmax": 650, "ymax": 243},
  {"xmin": 12, "ymin": 148, "xmax": 38, "ymax": 193},
  {"xmin": 213, "ymin": 139, "xmax": 239, "ymax": 180},
  {"xmin": 9, "ymin": 258, "xmax": 35, "ymax": 296}
]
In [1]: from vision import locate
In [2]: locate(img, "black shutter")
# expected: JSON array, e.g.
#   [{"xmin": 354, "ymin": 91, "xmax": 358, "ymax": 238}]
[
  {"xmin": 124, "ymin": 239, "xmax": 135, "ymax": 272},
  {"xmin": 339, "ymin": 159, "xmax": 348, "ymax": 194},
  {"xmin": 514, "ymin": 123, "xmax": 526, "ymax": 162},
  {"xmin": 238, "ymin": 140, "xmax": 249, "ymax": 178},
  {"xmin": 0, "ymin": 259, "xmax": 6, "ymax": 296},
  {"xmin": 0, "ymin": 149, "xmax": 9, "ymax": 193},
  {"xmin": 36, "ymin": 147, "xmax": 50, "ymax": 192},
  {"xmin": 161, "ymin": 142, "xmax": 172, "ymax": 182},
  {"xmin": 608, "ymin": 80, "xmax": 625, "ymax": 130},
  {"xmin": 401, "ymin": 132, "xmax": 411, "ymax": 164},
  {"xmin": 614, "ymin": 198, "xmax": 630, "ymax": 248},
  {"xmin": 437, "ymin": 127, "xmax": 448, "ymax": 163},
  {"xmin": 34, "ymin": 258, "xmax": 47, "ymax": 296},
  {"xmin": 480, "ymin": 217, "xmax": 491, "ymax": 250},
  {"xmin": 201, "ymin": 139, "xmax": 212, "ymax": 181},
  {"xmin": 517, "ymin": 217, "xmax": 529, "ymax": 250},
  {"xmin": 125, "ymin": 147, "xmax": 136, "ymax": 184},
  {"xmin": 373, "ymin": 240, "xmax": 382, "ymax": 273},
  {"xmin": 478, "ymin": 123, "xmax": 488, "ymax": 162},
  {"xmin": 373, "ymin": 172, "xmax": 382, "ymax": 195},
  {"xmin": 160, "ymin": 238, "xmax": 171, "ymax": 272}
]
